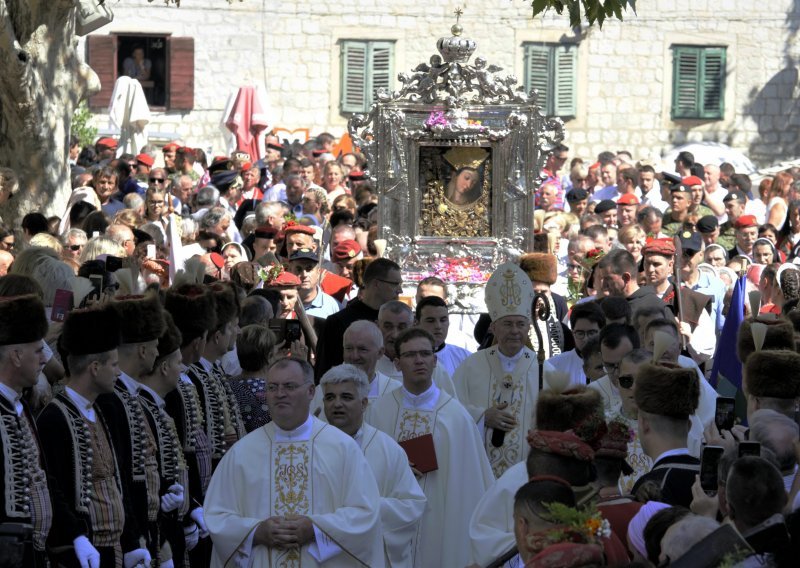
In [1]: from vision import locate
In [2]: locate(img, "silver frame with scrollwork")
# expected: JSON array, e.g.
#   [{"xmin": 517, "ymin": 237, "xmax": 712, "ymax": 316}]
[{"xmin": 348, "ymin": 23, "xmax": 564, "ymax": 305}]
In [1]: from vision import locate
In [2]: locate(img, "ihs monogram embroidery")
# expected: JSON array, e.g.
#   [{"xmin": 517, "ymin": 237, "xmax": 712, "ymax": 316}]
[
  {"xmin": 273, "ymin": 442, "xmax": 311, "ymax": 568},
  {"xmin": 397, "ymin": 410, "xmax": 433, "ymax": 442}
]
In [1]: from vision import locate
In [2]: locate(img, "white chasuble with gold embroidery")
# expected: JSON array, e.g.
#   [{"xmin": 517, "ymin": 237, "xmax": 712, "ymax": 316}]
[
  {"xmin": 453, "ymin": 347, "xmax": 539, "ymax": 478},
  {"xmin": 204, "ymin": 417, "xmax": 384, "ymax": 568},
  {"xmin": 367, "ymin": 386, "xmax": 494, "ymax": 568}
]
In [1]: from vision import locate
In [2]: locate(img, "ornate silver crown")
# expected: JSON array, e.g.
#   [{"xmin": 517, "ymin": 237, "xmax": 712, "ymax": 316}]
[{"xmin": 436, "ymin": 23, "xmax": 477, "ymax": 63}]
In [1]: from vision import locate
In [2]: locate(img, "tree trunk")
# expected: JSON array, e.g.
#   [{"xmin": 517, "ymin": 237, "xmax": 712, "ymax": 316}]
[{"xmin": 0, "ymin": 0, "xmax": 99, "ymax": 225}]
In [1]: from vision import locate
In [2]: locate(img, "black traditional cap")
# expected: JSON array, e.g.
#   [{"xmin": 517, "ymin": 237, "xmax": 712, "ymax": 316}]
[
  {"xmin": 156, "ymin": 311, "xmax": 183, "ymax": 359},
  {"xmin": 678, "ymin": 230, "xmax": 703, "ymax": 252},
  {"xmin": 635, "ymin": 363, "xmax": 699, "ymax": 419},
  {"xmin": 112, "ymin": 294, "xmax": 167, "ymax": 344},
  {"xmin": 164, "ymin": 284, "xmax": 217, "ymax": 344},
  {"xmin": 0, "ymin": 295, "xmax": 48, "ymax": 346},
  {"xmin": 61, "ymin": 306, "xmax": 122, "ymax": 356},
  {"xmin": 266, "ymin": 142, "xmax": 284, "ymax": 152},
  {"xmin": 566, "ymin": 188, "xmax": 589, "ymax": 202},
  {"xmin": 696, "ymin": 215, "xmax": 719, "ymax": 234},
  {"xmin": 594, "ymin": 199, "xmax": 616, "ymax": 214}
]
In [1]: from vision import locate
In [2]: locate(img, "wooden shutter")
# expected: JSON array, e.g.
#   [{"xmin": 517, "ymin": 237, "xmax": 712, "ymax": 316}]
[
  {"xmin": 672, "ymin": 47, "xmax": 701, "ymax": 119},
  {"xmin": 700, "ymin": 47, "xmax": 726, "ymax": 119},
  {"xmin": 367, "ymin": 42, "xmax": 394, "ymax": 107},
  {"xmin": 87, "ymin": 35, "xmax": 117, "ymax": 109},
  {"xmin": 553, "ymin": 45, "xmax": 577, "ymax": 118},
  {"xmin": 525, "ymin": 44, "xmax": 552, "ymax": 115},
  {"xmin": 341, "ymin": 41, "xmax": 368, "ymax": 113},
  {"xmin": 168, "ymin": 37, "xmax": 194, "ymax": 111}
]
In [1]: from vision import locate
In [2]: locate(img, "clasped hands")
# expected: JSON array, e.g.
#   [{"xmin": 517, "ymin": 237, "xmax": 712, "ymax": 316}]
[
  {"xmin": 484, "ymin": 402, "xmax": 518, "ymax": 432},
  {"xmin": 254, "ymin": 514, "xmax": 315, "ymax": 550}
]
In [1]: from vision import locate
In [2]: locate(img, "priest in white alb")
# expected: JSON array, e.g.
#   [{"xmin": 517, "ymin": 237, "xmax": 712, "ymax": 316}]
[
  {"xmin": 454, "ymin": 261, "xmax": 540, "ymax": 478},
  {"xmin": 204, "ymin": 357, "xmax": 384, "ymax": 567},
  {"xmin": 310, "ymin": 320, "xmax": 401, "ymax": 420},
  {"xmin": 374, "ymin": 300, "xmax": 459, "ymax": 398},
  {"xmin": 321, "ymin": 363, "xmax": 426, "ymax": 567},
  {"xmin": 367, "ymin": 328, "xmax": 494, "ymax": 568}
]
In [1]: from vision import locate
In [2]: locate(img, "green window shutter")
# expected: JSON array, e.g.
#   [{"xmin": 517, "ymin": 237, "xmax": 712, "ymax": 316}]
[
  {"xmin": 672, "ymin": 47, "xmax": 701, "ymax": 119},
  {"xmin": 367, "ymin": 42, "xmax": 394, "ymax": 107},
  {"xmin": 525, "ymin": 44, "xmax": 552, "ymax": 115},
  {"xmin": 341, "ymin": 41, "xmax": 368, "ymax": 113},
  {"xmin": 700, "ymin": 47, "xmax": 726, "ymax": 119},
  {"xmin": 553, "ymin": 45, "xmax": 577, "ymax": 118}
]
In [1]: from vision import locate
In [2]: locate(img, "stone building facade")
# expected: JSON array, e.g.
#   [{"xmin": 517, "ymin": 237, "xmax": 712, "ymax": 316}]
[{"xmin": 84, "ymin": 0, "xmax": 800, "ymax": 167}]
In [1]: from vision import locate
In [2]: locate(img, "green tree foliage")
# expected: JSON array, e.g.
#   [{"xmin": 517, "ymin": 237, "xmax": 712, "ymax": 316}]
[
  {"xmin": 71, "ymin": 101, "xmax": 97, "ymax": 149},
  {"xmin": 530, "ymin": 0, "xmax": 637, "ymax": 28}
]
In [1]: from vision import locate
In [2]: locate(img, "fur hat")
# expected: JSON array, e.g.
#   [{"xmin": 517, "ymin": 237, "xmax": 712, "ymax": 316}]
[
  {"xmin": 736, "ymin": 319, "xmax": 795, "ymax": 364},
  {"xmin": 0, "ymin": 295, "xmax": 48, "ymax": 346},
  {"xmin": 744, "ymin": 350, "xmax": 800, "ymax": 399},
  {"xmin": 634, "ymin": 363, "xmax": 699, "ymax": 419},
  {"xmin": 208, "ymin": 281, "xmax": 240, "ymax": 330},
  {"xmin": 536, "ymin": 387, "xmax": 606, "ymax": 449},
  {"xmin": 164, "ymin": 284, "xmax": 218, "ymax": 344},
  {"xmin": 157, "ymin": 311, "xmax": 183, "ymax": 360},
  {"xmin": 113, "ymin": 294, "xmax": 166, "ymax": 344},
  {"xmin": 61, "ymin": 306, "xmax": 121, "ymax": 356},
  {"xmin": 519, "ymin": 253, "xmax": 558, "ymax": 285}
]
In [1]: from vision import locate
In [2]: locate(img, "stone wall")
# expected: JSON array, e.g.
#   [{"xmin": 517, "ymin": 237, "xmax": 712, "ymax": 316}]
[{"xmin": 84, "ymin": 0, "xmax": 800, "ymax": 167}]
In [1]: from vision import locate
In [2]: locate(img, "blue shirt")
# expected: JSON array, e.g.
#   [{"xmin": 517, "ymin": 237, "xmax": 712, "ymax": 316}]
[{"xmin": 304, "ymin": 287, "xmax": 342, "ymax": 319}]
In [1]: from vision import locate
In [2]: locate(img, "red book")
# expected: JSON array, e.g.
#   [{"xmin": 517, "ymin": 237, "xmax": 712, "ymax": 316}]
[{"xmin": 398, "ymin": 433, "xmax": 438, "ymax": 474}]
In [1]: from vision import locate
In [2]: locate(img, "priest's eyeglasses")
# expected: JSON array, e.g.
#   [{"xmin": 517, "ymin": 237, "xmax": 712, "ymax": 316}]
[
  {"xmin": 603, "ymin": 361, "xmax": 621, "ymax": 377},
  {"xmin": 266, "ymin": 382, "xmax": 305, "ymax": 393},
  {"xmin": 398, "ymin": 350, "xmax": 434, "ymax": 360},
  {"xmin": 573, "ymin": 329, "xmax": 598, "ymax": 340}
]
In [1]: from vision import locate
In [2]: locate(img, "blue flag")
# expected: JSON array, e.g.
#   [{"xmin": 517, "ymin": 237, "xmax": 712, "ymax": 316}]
[{"xmin": 709, "ymin": 275, "xmax": 747, "ymax": 422}]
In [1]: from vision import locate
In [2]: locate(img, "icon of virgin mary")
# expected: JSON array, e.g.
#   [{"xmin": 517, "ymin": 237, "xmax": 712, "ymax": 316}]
[{"xmin": 420, "ymin": 146, "xmax": 492, "ymax": 237}]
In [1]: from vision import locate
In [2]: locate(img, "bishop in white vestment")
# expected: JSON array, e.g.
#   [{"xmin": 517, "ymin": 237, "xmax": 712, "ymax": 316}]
[
  {"xmin": 454, "ymin": 262, "xmax": 539, "ymax": 478},
  {"xmin": 367, "ymin": 329, "xmax": 494, "ymax": 568},
  {"xmin": 204, "ymin": 358, "xmax": 384, "ymax": 567}
]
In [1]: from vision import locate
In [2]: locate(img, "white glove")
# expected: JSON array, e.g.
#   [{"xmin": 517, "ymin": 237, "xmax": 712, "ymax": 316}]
[
  {"xmin": 123, "ymin": 548, "xmax": 152, "ymax": 568},
  {"xmin": 190, "ymin": 507, "xmax": 209, "ymax": 538},
  {"xmin": 73, "ymin": 535, "xmax": 100, "ymax": 568},
  {"xmin": 160, "ymin": 483, "xmax": 185, "ymax": 512},
  {"xmin": 184, "ymin": 523, "xmax": 199, "ymax": 551}
]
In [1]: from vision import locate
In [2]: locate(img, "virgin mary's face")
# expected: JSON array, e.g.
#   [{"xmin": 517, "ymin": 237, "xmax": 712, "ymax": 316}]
[{"xmin": 455, "ymin": 169, "xmax": 478, "ymax": 194}]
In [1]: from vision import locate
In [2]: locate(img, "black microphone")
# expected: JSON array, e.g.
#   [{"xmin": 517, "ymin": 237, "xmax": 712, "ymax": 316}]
[{"xmin": 491, "ymin": 428, "xmax": 506, "ymax": 448}]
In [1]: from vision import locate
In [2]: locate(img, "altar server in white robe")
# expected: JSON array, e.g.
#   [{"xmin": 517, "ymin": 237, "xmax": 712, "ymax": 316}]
[
  {"xmin": 367, "ymin": 328, "xmax": 494, "ymax": 568},
  {"xmin": 375, "ymin": 300, "xmax": 458, "ymax": 398},
  {"xmin": 321, "ymin": 363, "xmax": 426, "ymax": 567},
  {"xmin": 310, "ymin": 320, "xmax": 401, "ymax": 420},
  {"xmin": 414, "ymin": 296, "xmax": 472, "ymax": 377},
  {"xmin": 454, "ymin": 261, "xmax": 539, "ymax": 478},
  {"xmin": 204, "ymin": 357, "xmax": 384, "ymax": 568}
]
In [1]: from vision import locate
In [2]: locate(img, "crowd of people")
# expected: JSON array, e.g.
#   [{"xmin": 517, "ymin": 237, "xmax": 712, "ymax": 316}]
[{"xmin": 0, "ymin": 132, "xmax": 798, "ymax": 568}]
